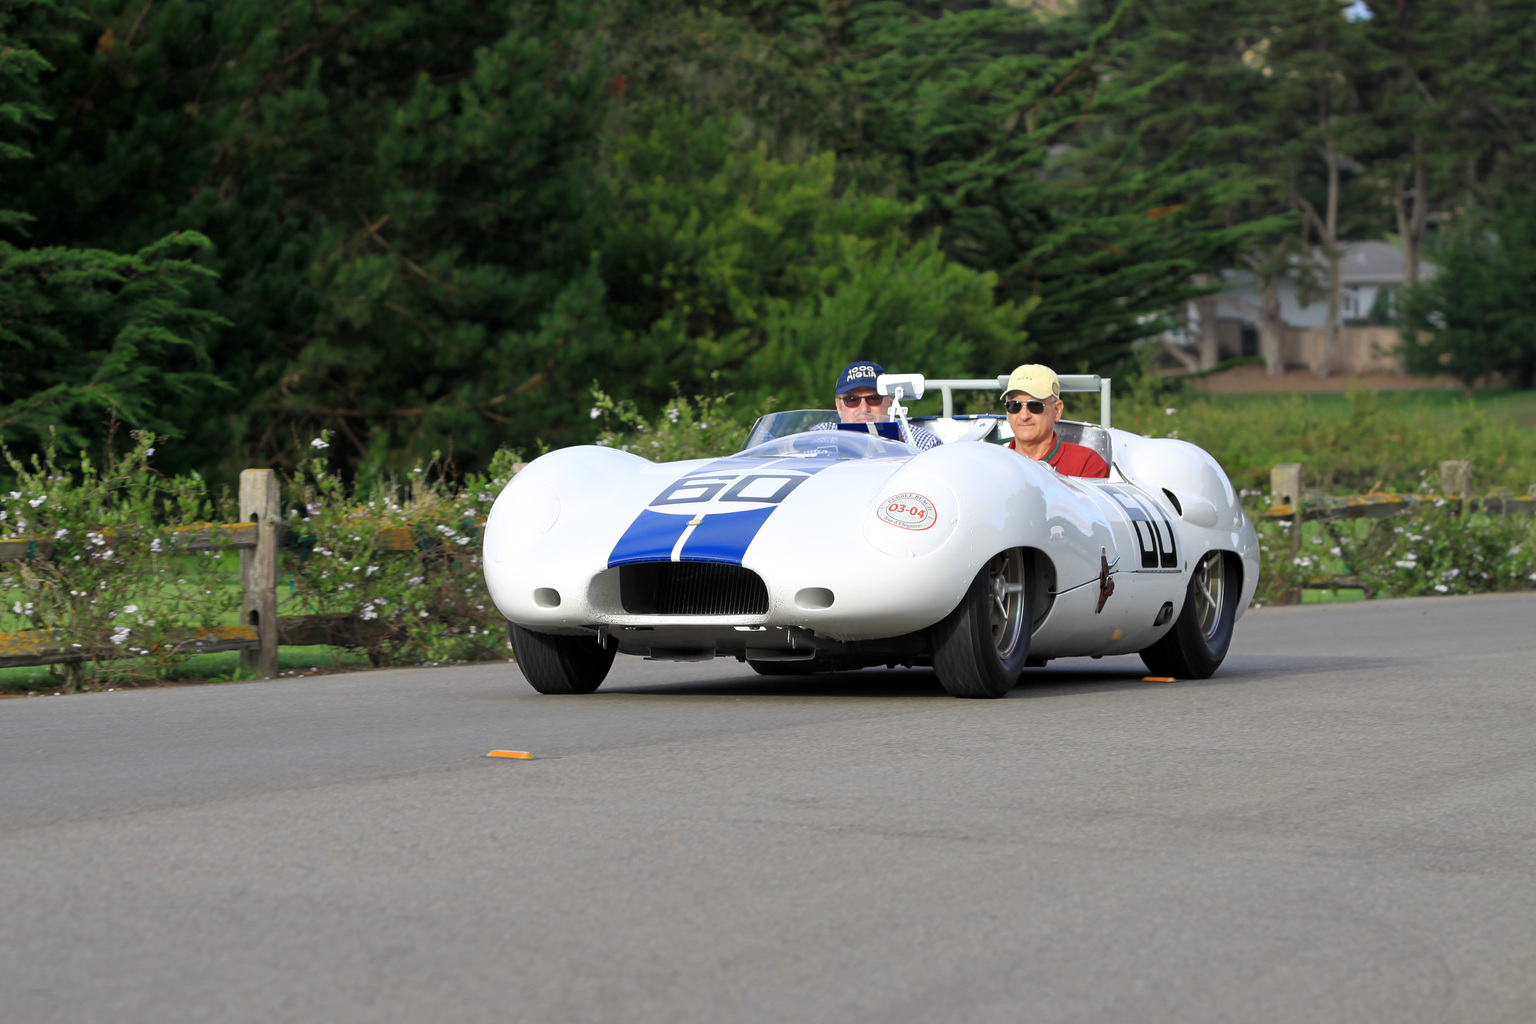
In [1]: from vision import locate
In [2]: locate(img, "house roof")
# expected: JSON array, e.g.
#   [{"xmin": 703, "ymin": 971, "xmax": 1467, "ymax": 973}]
[{"xmin": 1328, "ymin": 241, "xmax": 1439, "ymax": 285}]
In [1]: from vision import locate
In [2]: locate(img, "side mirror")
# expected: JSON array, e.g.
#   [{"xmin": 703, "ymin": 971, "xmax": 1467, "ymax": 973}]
[{"xmin": 876, "ymin": 373, "xmax": 926, "ymax": 402}]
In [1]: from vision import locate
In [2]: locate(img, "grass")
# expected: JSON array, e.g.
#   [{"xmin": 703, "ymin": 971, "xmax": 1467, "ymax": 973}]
[{"xmin": 1113, "ymin": 385, "xmax": 1536, "ymax": 496}]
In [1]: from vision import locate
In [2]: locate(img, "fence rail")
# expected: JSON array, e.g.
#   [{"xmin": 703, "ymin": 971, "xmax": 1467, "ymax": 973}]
[
  {"xmin": 0, "ymin": 469, "xmax": 484, "ymax": 679},
  {"xmin": 1258, "ymin": 460, "xmax": 1536, "ymax": 598}
]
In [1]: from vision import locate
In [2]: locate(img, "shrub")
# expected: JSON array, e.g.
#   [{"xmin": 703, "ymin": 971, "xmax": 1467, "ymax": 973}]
[
  {"xmin": 589, "ymin": 384, "xmax": 758, "ymax": 462},
  {"xmin": 282, "ymin": 439, "xmax": 521, "ymax": 667},
  {"xmin": 0, "ymin": 431, "xmax": 235, "ymax": 689}
]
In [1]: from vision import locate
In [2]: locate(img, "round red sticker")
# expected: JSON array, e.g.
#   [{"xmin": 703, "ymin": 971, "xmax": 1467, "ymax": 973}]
[{"xmin": 878, "ymin": 492, "xmax": 936, "ymax": 531}]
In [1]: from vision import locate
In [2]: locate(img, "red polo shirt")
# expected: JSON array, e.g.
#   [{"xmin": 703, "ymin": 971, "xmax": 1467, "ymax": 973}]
[{"xmin": 1007, "ymin": 435, "xmax": 1109, "ymax": 478}]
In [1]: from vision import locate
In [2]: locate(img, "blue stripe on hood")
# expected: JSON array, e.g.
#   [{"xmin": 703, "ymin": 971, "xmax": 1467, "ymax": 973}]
[
  {"xmin": 608, "ymin": 510, "xmax": 693, "ymax": 567},
  {"xmin": 674, "ymin": 507, "xmax": 777, "ymax": 565},
  {"xmin": 606, "ymin": 456, "xmax": 832, "ymax": 568}
]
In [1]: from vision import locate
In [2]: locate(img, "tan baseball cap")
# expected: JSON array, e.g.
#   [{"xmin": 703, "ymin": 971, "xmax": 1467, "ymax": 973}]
[{"xmin": 1003, "ymin": 364, "xmax": 1060, "ymax": 401}]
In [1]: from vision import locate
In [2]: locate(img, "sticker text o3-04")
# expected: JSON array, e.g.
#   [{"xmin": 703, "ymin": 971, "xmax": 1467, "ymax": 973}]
[{"xmin": 878, "ymin": 492, "xmax": 936, "ymax": 531}]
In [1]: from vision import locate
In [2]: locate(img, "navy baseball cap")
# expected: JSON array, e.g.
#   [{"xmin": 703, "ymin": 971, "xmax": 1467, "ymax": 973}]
[{"xmin": 835, "ymin": 361, "xmax": 885, "ymax": 394}]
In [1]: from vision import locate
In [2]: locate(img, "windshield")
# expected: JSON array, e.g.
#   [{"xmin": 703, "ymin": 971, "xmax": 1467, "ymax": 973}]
[
  {"xmin": 736, "ymin": 427, "xmax": 916, "ymax": 462},
  {"xmin": 739, "ymin": 410, "xmax": 838, "ymax": 448}
]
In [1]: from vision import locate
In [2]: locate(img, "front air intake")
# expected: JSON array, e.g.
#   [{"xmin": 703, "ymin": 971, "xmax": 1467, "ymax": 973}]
[{"xmin": 619, "ymin": 562, "xmax": 769, "ymax": 616}]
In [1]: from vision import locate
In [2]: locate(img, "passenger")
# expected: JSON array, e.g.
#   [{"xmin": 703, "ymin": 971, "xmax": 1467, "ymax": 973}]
[
  {"xmin": 812, "ymin": 360, "xmax": 941, "ymax": 451},
  {"xmin": 1001, "ymin": 364, "xmax": 1109, "ymax": 478}
]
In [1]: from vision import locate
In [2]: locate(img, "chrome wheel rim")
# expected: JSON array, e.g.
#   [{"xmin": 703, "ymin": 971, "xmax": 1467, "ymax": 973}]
[
  {"xmin": 1192, "ymin": 551, "xmax": 1226, "ymax": 641},
  {"xmin": 987, "ymin": 549, "xmax": 1027, "ymax": 659}
]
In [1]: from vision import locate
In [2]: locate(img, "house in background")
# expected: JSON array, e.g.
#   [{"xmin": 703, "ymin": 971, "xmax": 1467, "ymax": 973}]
[{"xmin": 1161, "ymin": 241, "xmax": 1440, "ymax": 375}]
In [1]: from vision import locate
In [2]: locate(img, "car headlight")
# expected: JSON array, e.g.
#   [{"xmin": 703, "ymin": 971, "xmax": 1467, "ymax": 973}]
[{"xmin": 484, "ymin": 479, "xmax": 561, "ymax": 563}]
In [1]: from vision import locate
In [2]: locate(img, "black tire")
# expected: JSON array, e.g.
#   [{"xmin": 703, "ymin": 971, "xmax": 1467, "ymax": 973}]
[
  {"xmin": 746, "ymin": 660, "xmax": 824, "ymax": 676},
  {"xmin": 930, "ymin": 549, "xmax": 1031, "ymax": 699},
  {"xmin": 1139, "ymin": 550, "xmax": 1239, "ymax": 679},
  {"xmin": 508, "ymin": 623, "xmax": 616, "ymax": 694}
]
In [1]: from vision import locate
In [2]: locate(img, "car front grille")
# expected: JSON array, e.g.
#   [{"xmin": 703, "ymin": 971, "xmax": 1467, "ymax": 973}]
[{"xmin": 619, "ymin": 562, "xmax": 769, "ymax": 616}]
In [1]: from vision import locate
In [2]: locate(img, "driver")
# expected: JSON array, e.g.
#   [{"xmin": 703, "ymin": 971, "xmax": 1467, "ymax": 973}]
[
  {"xmin": 811, "ymin": 360, "xmax": 941, "ymax": 451},
  {"xmin": 1002, "ymin": 364, "xmax": 1109, "ymax": 478}
]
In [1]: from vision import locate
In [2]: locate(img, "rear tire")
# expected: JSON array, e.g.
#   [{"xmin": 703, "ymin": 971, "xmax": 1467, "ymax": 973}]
[
  {"xmin": 508, "ymin": 623, "xmax": 616, "ymax": 694},
  {"xmin": 931, "ymin": 549, "xmax": 1031, "ymax": 699},
  {"xmin": 1139, "ymin": 550, "xmax": 1239, "ymax": 679}
]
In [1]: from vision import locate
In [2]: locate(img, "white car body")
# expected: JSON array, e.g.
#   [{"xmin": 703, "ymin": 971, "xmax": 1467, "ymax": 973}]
[{"xmin": 484, "ymin": 374, "xmax": 1260, "ymax": 695}]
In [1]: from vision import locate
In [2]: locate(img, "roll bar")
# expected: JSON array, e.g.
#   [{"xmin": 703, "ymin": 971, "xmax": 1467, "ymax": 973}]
[{"xmin": 922, "ymin": 374, "xmax": 1113, "ymax": 428}]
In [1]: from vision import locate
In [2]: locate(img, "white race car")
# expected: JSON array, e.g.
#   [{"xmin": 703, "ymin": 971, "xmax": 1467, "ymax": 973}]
[{"xmin": 484, "ymin": 374, "xmax": 1259, "ymax": 698}]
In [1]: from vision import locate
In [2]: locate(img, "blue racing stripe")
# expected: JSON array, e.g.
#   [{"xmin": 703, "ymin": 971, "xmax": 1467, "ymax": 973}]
[
  {"xmin": 679, "ymin": 506, "xmax": 777, "ymax": 565},
  {"xmin": 608, "ymin": 510, "xmax": 692, "ymax": 566}
]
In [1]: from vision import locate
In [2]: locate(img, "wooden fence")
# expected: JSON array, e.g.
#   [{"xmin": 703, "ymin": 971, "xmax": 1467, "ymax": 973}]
[
  {"xmin": 1259, "ymin": 459, "xmax": 1536, "ymax": 598},
  {"xmin": 0, "ymin": 469, "xmax": 462, "ymax": 678},
  {"xmin": 7, "ymin": 460, "xmax": 1534, "ymax": 673}
]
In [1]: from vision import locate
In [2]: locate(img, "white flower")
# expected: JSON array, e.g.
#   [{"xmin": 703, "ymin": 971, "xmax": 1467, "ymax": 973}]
[
  {"xmin": 150, "ymin": 538, "xmax": 162, "ymax": 553},
  {"xmin": 145, "ymin": 447, "xmax": 155, "ymax": 457},
  {"xmin": 28, "ymin": 496, "xmax": 45, "ymax": 508},
  {"xmin": 667, "ymin": 406, "xmax": 681, "ymax": 423},
  {"xmin": 407, "ymin": 576, "xmax": 424, "ymax": 586},
  {"xmin": 1164, "ymin": 407, "xmax": 1177, "ymax": 416},
  {"xmin": 365, "ymin": 565, "xmax": 380, "ymax": 576},
  {"xmin": 589, "ymin": 407, "xmax": 601, "ymax": 419},
  {"xmin": 311, "ymin": 437, "xmax": 329, "ymax": 449},
  {"xmin": 1330, "ymin": 547, "xmax": 1342, "ymax": 557},
  {"xmin": 110, "ymin": 626, "xmax": 131, "ymax": 645},
  {"xmin": 123, "ymin": 604, "xmax": 138, "ymax": 614},
  {"xmin": 359, "ymin": 605, "xmax": 377, "ymax": 621},
  {"xmin": 1394, "ymin": 560, "xmax": 1416, "ymax": 569},
  {"xmin": 1434, "ymin": 584, "xmax": 1449, "ymax": 593},
  {"xmin": 54, "ymin": 528, "xmax": 68, "ymax": 539}
]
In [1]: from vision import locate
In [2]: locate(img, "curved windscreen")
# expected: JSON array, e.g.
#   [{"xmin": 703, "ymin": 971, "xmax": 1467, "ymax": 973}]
[
  {"xmin": 739, "ymin": 410, "xmax": 839, "ymax": 449},
  {"xmin": 736, "ymin": 425, "xmax": 916, "ymax": 462}
]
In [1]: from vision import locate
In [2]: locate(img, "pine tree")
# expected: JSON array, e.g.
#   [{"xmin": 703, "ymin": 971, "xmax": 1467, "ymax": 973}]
[{"xmin": 0, "ymin": 0, "xmax": 223, "ymax": 462}]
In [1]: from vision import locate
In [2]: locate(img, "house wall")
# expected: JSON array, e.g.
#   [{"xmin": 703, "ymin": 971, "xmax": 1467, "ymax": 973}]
[{"xmin": 1281, "ymin": 326, "xmax": 1405, "ymax": 374}]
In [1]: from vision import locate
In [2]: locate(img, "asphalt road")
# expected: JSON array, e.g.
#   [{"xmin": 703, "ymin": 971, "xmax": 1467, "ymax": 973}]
[{"xmin": 2, "ymin": 593, "xmax": 1534, "ymax": 1024}]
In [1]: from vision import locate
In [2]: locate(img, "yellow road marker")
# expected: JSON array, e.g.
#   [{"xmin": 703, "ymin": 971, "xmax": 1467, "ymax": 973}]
[
  {"xmin": 1141, "ymin": 676, "xmax": 1176, "ymax": 683},
  {"xmin": 486, "ymin": 750, "xmax": 534, "ymax": 759}
]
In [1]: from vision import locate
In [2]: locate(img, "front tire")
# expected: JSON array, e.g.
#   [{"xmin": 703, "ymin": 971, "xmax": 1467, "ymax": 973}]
[
  {"xmin": 1139, "ymin": 550, "xmax": 1239, "ymax": 679},
  {"xmin": 930, "ymin": 549, "xmax": 1031, "ymax": 699},
  {"xmin": 508, "ymin": 623, "xmax": 616, "ymax": 694}
]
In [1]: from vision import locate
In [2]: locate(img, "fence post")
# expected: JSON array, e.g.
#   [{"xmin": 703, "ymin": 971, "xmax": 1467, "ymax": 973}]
[
  {"xmin": 1271, "ymin": 463, "xmax": 1304, "ymax": 605},
  {"xmin": 1440, "ymin": 460, "xmax": 1471, "ymax": 499},
  {"xmin": 239, "ymin": 469, "xmax": 281, "ymax": 678}
]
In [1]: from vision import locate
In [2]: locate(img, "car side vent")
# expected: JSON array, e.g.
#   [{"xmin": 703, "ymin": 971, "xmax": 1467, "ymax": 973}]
[{"xmin": 620, "ymin": 562, "xmax": 769, "ymax": 616}]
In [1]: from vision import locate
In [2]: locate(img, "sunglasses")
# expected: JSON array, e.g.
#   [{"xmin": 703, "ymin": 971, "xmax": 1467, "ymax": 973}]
[
  {"xmin": 839, "ymin": 394, "xmax": 889, "ymax": 408},
  {"xmin": 1004, "ymin": 398, "xmax": 1052, "ymax": 415}
]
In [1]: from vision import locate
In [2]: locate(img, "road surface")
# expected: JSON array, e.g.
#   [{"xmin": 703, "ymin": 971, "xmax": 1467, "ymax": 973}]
[{"xmin": 2, "ymin": 593, "xmax": 1534, "ymax": 1023}]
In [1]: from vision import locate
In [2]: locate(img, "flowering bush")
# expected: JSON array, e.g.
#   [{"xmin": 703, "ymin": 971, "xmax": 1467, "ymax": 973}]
[
  {"xmin": 590, "ymin": 383, "xmax": 762, "ymax": 463},
  {"xmin": 281, "ymin": 439, "xmax": 521, "ymax": 667},
  {"xmin": 1251, "ymin": 500, "xmax": 1536, "ymax": 605},
  {"xmin": 0, "ymin": 432, "xmax": 234, "ymax": 689}
]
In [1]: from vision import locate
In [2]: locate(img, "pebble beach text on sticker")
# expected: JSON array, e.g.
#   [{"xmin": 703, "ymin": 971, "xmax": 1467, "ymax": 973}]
[{"xmin": 878, "ymin": 492, "xmax": 936, "ymax": 531}]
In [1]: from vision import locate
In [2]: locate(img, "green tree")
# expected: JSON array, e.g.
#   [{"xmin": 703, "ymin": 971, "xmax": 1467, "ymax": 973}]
[
  {"xmin": 1400, "ymin": 191, "xmax": 1536, "ymax": 391},
  {"xmin": 0, "ymin": 0, "xmax": 223, "ymax": 460},
  {"xmin": 597, "ymin": 106, "xmax": 1030, "ymax": 410}
]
